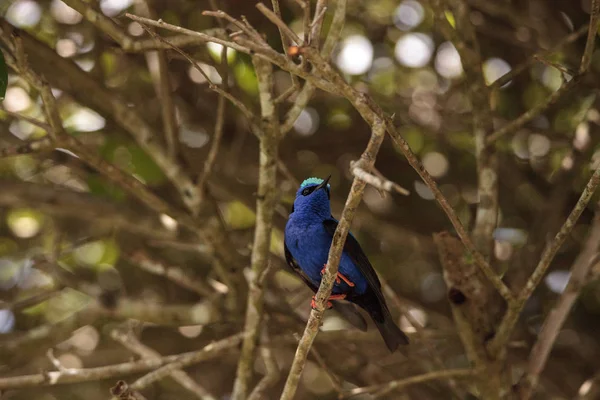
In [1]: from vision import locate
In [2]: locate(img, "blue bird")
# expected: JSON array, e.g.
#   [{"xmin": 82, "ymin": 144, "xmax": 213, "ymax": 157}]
[{"xmin": 284, "ymin": 176, "xmax": 409, "ymax": 352}]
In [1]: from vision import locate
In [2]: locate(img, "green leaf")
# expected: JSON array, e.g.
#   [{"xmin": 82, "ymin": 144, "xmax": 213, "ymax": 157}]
[{"xmin": 0, "ymin": 49, "xmax": 8, "ymax": 100}]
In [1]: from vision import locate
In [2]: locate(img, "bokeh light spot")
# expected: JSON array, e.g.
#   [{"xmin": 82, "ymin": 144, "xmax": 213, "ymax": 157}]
[
  {"xmin": 293, "ymin": 108, "xmax": 320, "ymax": 136},
  {"xmin": 483, "ymin": 58, "xmax": 511, "ymax": 86},
  {"xmin": 435, "ymin": 42, "xmax": 463, "ymax": 79},
  {"xmin": 51, "ymin": 0, "xmax": 83, "ymax": 25},
  {"xmin": 422, "ymin": 151, "xmax": 449, "ymax": 178},
  {"xmin": 3, "ymin": 87, "xmax": 31, "ymax": 113},
  {"xmin": 395, "ymin": 33, "xmax": 433, "ymax": 68},
  {"xmin": 336, "ymin": 35, "xmax": 374, "ymax": 75},
  {"xmin": 393, "ymin": 0, "xmax": 425, "ymax": 31},
  {"xmin": 6, "ymin": 0, "xmax": 42, "ymax": 28},
  {"xmin": 545, "ymin": 270, "xmax": 570, "ymax": 294}
]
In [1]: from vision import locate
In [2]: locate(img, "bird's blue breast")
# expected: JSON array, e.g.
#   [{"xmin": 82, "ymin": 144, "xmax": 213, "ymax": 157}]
[{"xmin": 284, "ymin": 215, "xmax": 368, "ymax": 295}]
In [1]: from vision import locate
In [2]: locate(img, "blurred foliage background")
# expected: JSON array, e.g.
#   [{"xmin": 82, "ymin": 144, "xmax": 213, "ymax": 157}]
[{"xmin": 1, "ymin": 0, "xmax": 600, "ymax": 399}]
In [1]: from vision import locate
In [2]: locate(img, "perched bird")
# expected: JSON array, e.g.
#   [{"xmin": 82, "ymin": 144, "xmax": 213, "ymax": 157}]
[{"xmin": 284, "ymin": 176, "xmax": 409, "ymax": 352}]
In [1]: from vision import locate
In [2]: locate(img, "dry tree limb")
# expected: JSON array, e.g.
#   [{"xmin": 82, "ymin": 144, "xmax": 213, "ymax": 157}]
[
  {"xmin": 0, "ymin": 334, "xmax": 243, "ymax": 390},
  {"xmin": 135, "ymin": 0, "xmax": 179, "ymax": 161},
  {"xmin": 279, "ymin": 118, "xmax": 386, "ymax": 400},
  {"xmin": 231, "ymin": 55, "xmax": 280, "ymax": 400}
]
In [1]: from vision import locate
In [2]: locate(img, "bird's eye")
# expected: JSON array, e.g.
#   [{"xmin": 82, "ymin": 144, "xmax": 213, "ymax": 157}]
[{"xmin": 301, "ymin": 188, "xmax": 311, "ymax": 196}]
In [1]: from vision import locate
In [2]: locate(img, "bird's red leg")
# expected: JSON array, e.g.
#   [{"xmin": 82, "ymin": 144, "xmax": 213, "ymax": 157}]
[
  {"xmin": 320, "ymin": 264, "xmax": 355, "ymax": 287},
  {"xmin": 311, "ymin": 294, "xmax": 347, "ymax": 309}
]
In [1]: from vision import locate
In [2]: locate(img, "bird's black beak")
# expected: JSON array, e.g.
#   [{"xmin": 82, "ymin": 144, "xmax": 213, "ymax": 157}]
[{"xmin": 315, "ymin": 175, "xmax": 331, "ymax": 191}]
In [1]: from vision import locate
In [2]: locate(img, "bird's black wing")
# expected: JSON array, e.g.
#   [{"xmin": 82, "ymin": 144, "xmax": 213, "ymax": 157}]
[
  {"xmin": 284, "ymin": 240, "xmax": 318, "ymax": 292},
  {"xmin": 322, "ymin": 218, "xmax": 382, "ymax": 292},
  {"xmin": 284, "ymin": 236, "xmax": 368, "ymax": 331}
]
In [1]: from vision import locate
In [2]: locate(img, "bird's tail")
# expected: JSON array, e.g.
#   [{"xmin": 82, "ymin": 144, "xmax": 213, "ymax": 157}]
[
  {"xmin": 353, "ymin": 290, "xmax": 409, "ymax": 352},
  {"xmin": 372, "ymin": 305, "xmax": 409, "ymax": 352}
]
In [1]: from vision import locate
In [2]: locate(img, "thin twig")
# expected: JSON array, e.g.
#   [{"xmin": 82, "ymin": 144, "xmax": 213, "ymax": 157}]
[
  {"xmin": 310, "ymin": 0, "xmax": 328, "ymax": 48},
  {"xmin": 247, "ymin": 322, "xmax": 280, "ymax": 400},
  {"xmin": 351, "ymin": 165, "xmax": 410, "ymax": 196},
  {"xmin": 279, "ymin": 118, "xmax": 386, "ymax": 400},
  {"xmin": 197, "ymin": 92, "xmax": 227, "ymax": 203},
  {"xmin": 490, "ymin": 25, "xmax": 588, "ymax": 89},
  {"xmin": 125, "ymin": 13, "xmax": 253, "ymax": 54},
  {"xmin": 125, "ymin": 250, "xmax": 215, "ymax": 297},
  {"xmin": 0, "ymin": 107, "xmax": 51, "ymax": 130},
  {"xmin": 580, "ymin": 0, "xmax": 600, "ymax": 74},
  {"xmin": 136, "ymin": 0, "xmax": 179, "ymax": 161},
  {"xmin": 341, "ymin": 368, "xmax": 476, "ymax": 398},
  {"xmin": 486, "ymin": 76, "xmax": 581, "ymax": 144},
  {"xmin": 256, "ymin": 3, "xmax": 302, "ymax": 45}
]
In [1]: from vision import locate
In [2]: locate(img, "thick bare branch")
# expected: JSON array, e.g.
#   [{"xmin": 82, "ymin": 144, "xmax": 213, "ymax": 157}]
[{"xmin": 231, "ymin": 56, "xmax": 280, "ymax": 400}]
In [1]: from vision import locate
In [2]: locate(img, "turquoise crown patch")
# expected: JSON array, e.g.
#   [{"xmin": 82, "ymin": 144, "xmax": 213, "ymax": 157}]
[{"xmin": 300, "ymin": 177, "xmax": 330, "ymax": 188}]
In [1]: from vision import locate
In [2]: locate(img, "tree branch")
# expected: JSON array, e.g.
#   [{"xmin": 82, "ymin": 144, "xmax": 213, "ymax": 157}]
[
  {"xmin": 231, "ymin": 55, "xmax": 280, "ymax": 400},
  {"xmin": 0, "ymin": 334, "xmax": 243, "ymax": 390},
  {"xmin": 341, "ymin": 368, "xmax": 476, "ymax": 398}
]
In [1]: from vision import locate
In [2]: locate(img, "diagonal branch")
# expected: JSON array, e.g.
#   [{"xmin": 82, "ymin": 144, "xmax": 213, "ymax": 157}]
[
  {"xmin": 279, "ymin": 117, "xmax": 386, "ymax": 400},
  {"xmin": 518, "ymin": 209, "xmax": 600, "ymax": 399},
  {"xmin": 490, "ymin": 168, "xmax": 600, "ymax": 355},
  {"xmin": 111, "ymin": 328, "xmax": 216, "ymax": 400}
]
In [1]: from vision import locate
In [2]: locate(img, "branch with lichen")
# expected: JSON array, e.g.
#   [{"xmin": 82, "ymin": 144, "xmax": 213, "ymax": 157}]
[
  {"xmin": 279, "ymin": 117, "xmax": 386, "ymax": 400},
  {"xmin": 231, "ymin": 56, "xmax": 280, "ymax": 400}
]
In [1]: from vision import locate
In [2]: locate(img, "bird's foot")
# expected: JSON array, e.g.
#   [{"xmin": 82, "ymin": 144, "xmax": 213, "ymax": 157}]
[
  {"xmin": 311, "ymin": 294, "xmax": 347, "ymax": 310},
  {"xmin": 321, "ymin": 264, "xmax": 355, "ymax": 287}
]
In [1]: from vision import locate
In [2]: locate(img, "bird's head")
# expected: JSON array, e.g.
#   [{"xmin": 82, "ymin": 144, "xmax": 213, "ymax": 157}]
[{"xmin": 292, "ymin": 176, "xmax": 332, "ymax": 218}]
